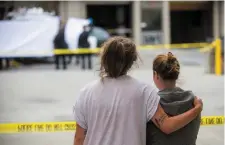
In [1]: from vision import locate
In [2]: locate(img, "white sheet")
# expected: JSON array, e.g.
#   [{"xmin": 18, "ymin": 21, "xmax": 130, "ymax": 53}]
[
  {"xmin": 0, "ymin": 17, "xmax": 59, "ymax": 57},
  {"xmin": 65, "ymin": 18, "xmax": 90, "ymax": 49},
  {"xmin": 0, "ymin": 17, "xmax": 91, "ymax": 57}
]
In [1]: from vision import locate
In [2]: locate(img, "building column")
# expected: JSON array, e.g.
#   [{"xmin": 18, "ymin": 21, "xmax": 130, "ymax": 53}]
[
  {"xmin": 213, "ymin": 1, "xmax": 219, "ymax": 39},
  {"xmin": 59, "ymin": 1, "xmax": 86, "ymax": 22},
  {"xmin": 132, "ymin": 1, "xmax": 141, "ymax": 46},
  {"xmin": 59, "ymin": 1, "xmax": 68, "ymax": 22},
  {"xmin": 162, "ymin": 1, "xmax": 170, "ymax": 44},
  {"xmin": 67, "ymin": 1, "xmax": 86, "ymax": 18},
  {"xmin": 220, "ymin": 1, "xmax": 224, "ymax": 37}
]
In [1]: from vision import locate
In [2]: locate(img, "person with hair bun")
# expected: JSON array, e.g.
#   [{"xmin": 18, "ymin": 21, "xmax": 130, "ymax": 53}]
[
  {"xmin": 147, "ymin": 52, "xmax": 201, "ymax": 145},
  {"xmin": 73, "ymin": 37, "xmax": 202, "ymax": 145}
]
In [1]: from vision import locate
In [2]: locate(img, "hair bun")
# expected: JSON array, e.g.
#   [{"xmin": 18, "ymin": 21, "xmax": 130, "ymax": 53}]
[
  {"xmin": 167, "ymin": 52, "xmax": 173, "ymax": 57},
  {"xmin": 153, "ymin": 52, "xmax": 180, "ymax": 80},
  {"xmin": 167, "ymin": 52, "xmax": 177, "ymax": 63}
]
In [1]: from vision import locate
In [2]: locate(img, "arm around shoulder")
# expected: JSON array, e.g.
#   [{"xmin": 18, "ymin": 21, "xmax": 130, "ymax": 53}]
[{"xmin": 151, "ymin": 97, "xmax": 203, "ymax": 134}]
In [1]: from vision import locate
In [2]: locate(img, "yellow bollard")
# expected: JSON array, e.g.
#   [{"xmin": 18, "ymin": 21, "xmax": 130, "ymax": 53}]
[{"xmin": 215, "ymin": 39, "xmax": 222, "ymax": 76}]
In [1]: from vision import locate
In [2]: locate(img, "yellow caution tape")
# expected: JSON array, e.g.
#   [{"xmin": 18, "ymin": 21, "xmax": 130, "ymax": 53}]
[
  {"xmin": 140, "ymin": 43, "xmax": 209, "ymax": 49},
  {"xmin": 54, "ymin": 48, "xmax": 101, "ymax": 55},
  {"xmin": 0, "ymin": 116, "xmax": 223, "ymax": 133},
  {"xmin": 0, "ymin": 122, "xmax": 76, "ymax": 133},
  {"xmin": 54, "ymin": 43, "xmax": 210, "ymax": 55},
  {"xmin": 199, "ymin": 44, "xmax": 215, "ymax": 53},
  {"xmin": 200, "ymin": 116, "xmax": 224, "ymax": 126}
]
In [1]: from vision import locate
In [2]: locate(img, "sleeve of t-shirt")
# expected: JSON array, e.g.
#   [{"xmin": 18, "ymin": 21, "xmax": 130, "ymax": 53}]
[
  {"xmin": 144, "ymin": 85, "xmax": 160, "ymax": 122},
  {"xmin": 73, "ymin": 90, "xmax": 87, "ymax": 129}
]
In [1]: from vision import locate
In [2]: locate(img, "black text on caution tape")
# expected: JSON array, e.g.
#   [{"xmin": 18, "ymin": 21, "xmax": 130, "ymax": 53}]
[
  {"xmin": 17, "ymin": 123, "xmax": 76, "ymax": 132},
  {"xmin": 201, "ymin": 117, "xmax": 224, "ymax": 125}
]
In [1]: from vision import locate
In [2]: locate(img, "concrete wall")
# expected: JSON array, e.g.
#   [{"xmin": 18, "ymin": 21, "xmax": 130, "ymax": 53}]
[
  {"xmin": 162, "ymin": 1, "xmax": 170, "ymax": 44},
  {"xmin": 220, "ymin": 1, "xmax": 224, "ymax": 37},
  {"xmin": 13, "ymin": 1, "xmax": 223, "ymax": 44},
  {"xmin": 67, "ymin": 1, "xmax": 86, "ymax": 19},
  {"xmin": 213, "ymin": 1, "xmax": 219, "ymax": 39},
  {"xmin": 132, "ymin": 1, "xmax": 141, "ymax": 46},
  {"xmin": 59, "ymin": 1, "xmax": 86, "ymax": 22},
  {"xmin": 213, "ymin": 1, "xmax": 224, "ymax": 38}
]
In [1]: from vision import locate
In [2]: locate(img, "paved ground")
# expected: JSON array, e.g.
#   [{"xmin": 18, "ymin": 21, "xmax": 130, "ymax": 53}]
[{"xmin": 0, "ymin": 49, "xmax": 224, "ymax": 145}]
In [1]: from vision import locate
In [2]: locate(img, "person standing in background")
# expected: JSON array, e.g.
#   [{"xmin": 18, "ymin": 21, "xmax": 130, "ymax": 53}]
[
  {"xmin": 53, "ymin": 21, "xmax": 69, "ymax": 70},
  {"xmin": 77, "ymin": 25, "xmax": 92, "ymax": 70}
]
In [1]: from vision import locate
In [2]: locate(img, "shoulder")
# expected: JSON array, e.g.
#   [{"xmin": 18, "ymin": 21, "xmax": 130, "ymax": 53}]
[
  {"xmin": 129, "ymin": 77, "xmax": 157, "ymax": 95},
  {"xmin": 136, "ymin": 80, "xmax": 156, "ymax": 94},
  {"xmin": 75, "ymin": 79, "xmax": 101, "ymax": 105},
  {"xmin": 79, "ymin": 79, "xmax": 101, "ymax": 95}
]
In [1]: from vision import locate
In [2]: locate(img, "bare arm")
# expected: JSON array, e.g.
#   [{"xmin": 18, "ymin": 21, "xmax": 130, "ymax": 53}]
[
  {"xmin": 74, "ymin": 124, "xmax": 86, "ymax": 145},
  {"xmin": 151, "ymin": 97, "xmax": 203, "ymax": 134}
]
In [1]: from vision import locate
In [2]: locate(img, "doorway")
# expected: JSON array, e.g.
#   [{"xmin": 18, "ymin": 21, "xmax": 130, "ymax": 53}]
[
  {"xmin": 86, "ymin": 2, "xmax": 132, "ymax": 37},
  {"xmin": 170, "ymin": 2, "xmax": 213, "ymax": 43}
]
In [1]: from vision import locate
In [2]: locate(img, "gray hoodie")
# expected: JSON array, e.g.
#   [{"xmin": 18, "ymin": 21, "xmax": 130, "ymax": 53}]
[{"xmin": 146, "ymin": 87, "xmax": 201, "ymax": 145}]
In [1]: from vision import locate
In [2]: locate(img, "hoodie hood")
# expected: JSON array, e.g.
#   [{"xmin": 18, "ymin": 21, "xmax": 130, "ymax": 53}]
[
  {"xmin": 158, "ymin": 87, "xmax": 195, "ymax": 116},
  {"xmin": 147, "ymin": 87, "xmax": 200, "ymax": 145}
]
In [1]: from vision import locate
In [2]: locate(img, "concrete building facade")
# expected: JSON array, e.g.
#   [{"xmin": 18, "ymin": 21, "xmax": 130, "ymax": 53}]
[
  {"xmin": 1, "ymin": 1, "xmax": 224, "ymax": 46},
  {"xmin": 57, "ymin": 1, "xmax": 224, "ymax": 46}
]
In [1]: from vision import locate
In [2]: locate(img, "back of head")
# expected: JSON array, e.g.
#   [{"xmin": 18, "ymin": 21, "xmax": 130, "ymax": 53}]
[
  {"xmin": 153, "ymin": 52, "xmax": 180, "ymax": 80},
  {"xmin": 149, "ymin": 53, "xmax": 200, "ymax": 145},
  {"xmin": 99, "ymin": 36, "xmax": 138, "ymax": 79},
  {"xmin": 83, "ymin": 25, "xmax": 90, "ymax": 32}
]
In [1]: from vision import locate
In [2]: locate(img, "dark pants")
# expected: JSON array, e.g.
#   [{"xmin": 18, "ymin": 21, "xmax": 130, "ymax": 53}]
[
  {"xmin": 6, "ymin": 59, "xmax": 10, "ymax": 68},
  {"xmin": 55, "ymin": 55, "xmax": 67, "ymax": 70},
  {"xmin": 0, "ymin": 58, "xmax": 10, "ymax": 70},
  {"xmin": 67, "ymin": 55, "xmax": 73, "ymax": 64},
  {"xmin": 0, "ymin": 58, "xmax": 2, "ymax": 70},
  {"xmin": 76, "ymin": 54, "xmax": 92, "ymax": 70}
]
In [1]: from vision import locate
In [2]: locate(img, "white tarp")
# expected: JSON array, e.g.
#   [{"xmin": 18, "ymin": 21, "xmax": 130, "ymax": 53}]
[
  {"xmin": 0, "ymin": 17, "xmax": 59, "ymax": 57},
  {"xmin": 0, "ymin": 17, "xmax": 92, "ymax": 57},
  {"xmin": 65, "ymin": 18, "xmax": 90, "ymax": 49}
]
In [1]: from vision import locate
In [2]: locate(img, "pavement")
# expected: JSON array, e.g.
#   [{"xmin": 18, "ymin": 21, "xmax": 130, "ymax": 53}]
[{"xmin": 0, "ymin": 49, "xmax": 224, "ymax": 145}]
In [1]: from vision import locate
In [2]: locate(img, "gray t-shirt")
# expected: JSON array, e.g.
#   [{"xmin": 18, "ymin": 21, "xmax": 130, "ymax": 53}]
[{"xmin": 73, "ymin": 75, "xmax": 160, "ymax": 145}]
